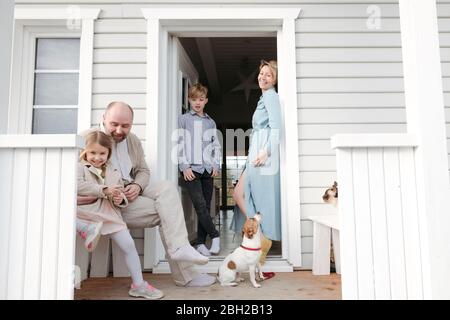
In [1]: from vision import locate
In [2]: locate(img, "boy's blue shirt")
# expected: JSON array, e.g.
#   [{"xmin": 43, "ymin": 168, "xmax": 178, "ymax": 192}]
[{"xmin": 177, "ymin": 110, "xmax": 222, "ymax": 174}]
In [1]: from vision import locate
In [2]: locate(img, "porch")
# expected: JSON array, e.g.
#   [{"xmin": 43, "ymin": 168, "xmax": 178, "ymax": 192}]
[
  {"xmin": 74, "ymin": 271, "xmax": 341, "ymax": 300},
  {"xmin": 2, "ymin": 0, "xmax": 450, "ymax": 301}
]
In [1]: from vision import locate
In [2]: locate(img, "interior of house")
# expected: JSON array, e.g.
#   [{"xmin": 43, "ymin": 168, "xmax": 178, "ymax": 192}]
[{"xmin": 177, "ymin": 37, "xmax": 281, "ymax": 257}]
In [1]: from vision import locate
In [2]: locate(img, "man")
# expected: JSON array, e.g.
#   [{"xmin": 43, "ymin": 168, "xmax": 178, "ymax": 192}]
[{"xmin": 78, "ymin": 101, "xmax": 216, "ymax": 287}]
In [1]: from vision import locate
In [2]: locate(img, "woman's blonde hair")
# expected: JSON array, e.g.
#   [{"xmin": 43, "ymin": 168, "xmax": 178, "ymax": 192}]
[
  {"xmin": 79, "ymin": 130, "xmax": 113, "ymax": 163},
  {"xmin": 259, "ymin": 60, "xmax": 278, "ymax": 85}
]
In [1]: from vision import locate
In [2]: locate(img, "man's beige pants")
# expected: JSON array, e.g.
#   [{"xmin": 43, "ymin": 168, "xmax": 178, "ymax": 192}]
[{"xmin": 121, "ymin": 180, "xmax": 198, "ymax": 286}]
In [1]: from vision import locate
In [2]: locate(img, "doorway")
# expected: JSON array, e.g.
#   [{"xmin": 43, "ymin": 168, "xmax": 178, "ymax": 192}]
[
  {"xmin": 142, "ymin": 8, "xmax": 302, "ymax": 272},
  {"xmin": 177, "ymin": 36, "xmax": 282, "ymax": 257}
]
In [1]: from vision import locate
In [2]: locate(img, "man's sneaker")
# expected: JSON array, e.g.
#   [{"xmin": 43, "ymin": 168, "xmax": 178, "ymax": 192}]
[
  {"xmin": 170, "ymin": 244, "xmax": 209, "ymax": 265},
  {"xmin": 77, "ymin": 219, "xmax": 103, "ymax": 252},
  {"xmin": 129, "ymin": 281, "xmax": 164, "ymax": 300}
]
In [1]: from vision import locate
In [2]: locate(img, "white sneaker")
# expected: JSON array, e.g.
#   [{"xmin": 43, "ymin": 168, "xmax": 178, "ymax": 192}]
[
  {"xmin": 196, "ymin": 244, "xmax": 211, "ymax": 256},
  {"xmin": 209, "ymin": 237, "xmax": 221, "ymax": 255},
  {"xmin": 186, "ymin": 273, "xmax": 216, "ymax": 287},
  {"xmin": 170, "ymin": 244, "xmax": 209, "ymax": 265},
  {"xmin": 129, "ymin": 281, "xmax": 164, "ymax": 300}
]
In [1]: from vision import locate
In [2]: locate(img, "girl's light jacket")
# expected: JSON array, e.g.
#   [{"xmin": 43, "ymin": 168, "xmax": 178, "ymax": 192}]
[{"xmin": 77, "ymin": 159, "xmax": 128, "ymax": 235}]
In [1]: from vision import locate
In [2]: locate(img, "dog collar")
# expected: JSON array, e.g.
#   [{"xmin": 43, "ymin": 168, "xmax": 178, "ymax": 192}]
[{"xmin": 240, "ymin": 245, "xmax": 261, "ymax": 251}]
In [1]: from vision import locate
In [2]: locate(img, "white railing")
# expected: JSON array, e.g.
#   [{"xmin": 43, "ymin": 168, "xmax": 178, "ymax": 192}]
[
  {"xmin": 0, "ymin": 134, "xmax": 83, "ymax": 300},
  {"xmin": 331, "ymin": 133, "xmax": 430, "ymax": 299}
]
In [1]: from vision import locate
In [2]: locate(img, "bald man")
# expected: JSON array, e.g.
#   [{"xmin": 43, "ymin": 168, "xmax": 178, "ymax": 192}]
[{"xmin": 78, "ymin": 101, "xmax": 216, "ymax": 287}]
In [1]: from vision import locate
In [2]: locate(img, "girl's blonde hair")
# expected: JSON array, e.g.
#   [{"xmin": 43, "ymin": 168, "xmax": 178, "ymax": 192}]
[
  {"xmin": 79, "ymin": 130, "xmax": 113, "ymax": 163},
  {"xmin": 188, "ymin": 83, "xmax": 208, "ymax": 99},
  {"xmin": 259, "ymin": 60, "xmax": 278, "ymax": 85}
]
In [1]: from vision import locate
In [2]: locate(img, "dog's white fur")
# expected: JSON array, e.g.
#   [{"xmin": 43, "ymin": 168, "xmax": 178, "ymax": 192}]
[{"xmin": 218, "ymin": 213, "xmax": 264, "ymax": 288}]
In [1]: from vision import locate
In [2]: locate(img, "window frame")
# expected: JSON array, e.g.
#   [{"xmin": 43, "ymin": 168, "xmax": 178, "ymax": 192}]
[
  {"xmin": 32, "ymin": 35, "xmax": 81, "ymax": 134},
  {"xmin": 8, "ymin": 7, "xmax": 100, "ymax": 134}
]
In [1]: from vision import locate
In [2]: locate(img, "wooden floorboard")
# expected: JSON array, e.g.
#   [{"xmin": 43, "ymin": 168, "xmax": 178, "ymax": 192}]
[{"xmin": 75, "ymin": 271, "xmax": 341, "ymax": 300}]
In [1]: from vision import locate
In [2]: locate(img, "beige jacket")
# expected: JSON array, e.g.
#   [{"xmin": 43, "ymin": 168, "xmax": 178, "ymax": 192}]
[
  {"xmin": 77, "ymin": 160, "xmax": 128, "ymax": 235},
  {"xmin": 122, "ymin": 131, "xmax": 150, "ymax": 192}
]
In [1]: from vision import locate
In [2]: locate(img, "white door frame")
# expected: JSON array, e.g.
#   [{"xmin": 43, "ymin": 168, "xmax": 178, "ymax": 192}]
[{"xmin": 142, "ymin": 7, "xmax": 302, "ymax": 272}]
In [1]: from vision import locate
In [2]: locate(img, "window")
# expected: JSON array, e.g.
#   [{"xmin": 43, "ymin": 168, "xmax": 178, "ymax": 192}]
[
  {"xmin": 8, "ymin": 8, "xmax": 100, "ymax": 134},
  {"xmin": 32, "ymin": 38, "xmax": 80, "ymax": 134}
]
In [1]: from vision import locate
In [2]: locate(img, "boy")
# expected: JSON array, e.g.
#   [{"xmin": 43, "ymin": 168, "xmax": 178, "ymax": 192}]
[{"xmin": 178, "ymin": 83, "xmax": 221, "ymax": 256}]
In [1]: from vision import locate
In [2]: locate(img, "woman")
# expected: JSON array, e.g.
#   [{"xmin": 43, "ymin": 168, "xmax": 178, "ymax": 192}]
[{"xmin": 232, "ymin": 60, "xmax": 282, "ymax": 276}]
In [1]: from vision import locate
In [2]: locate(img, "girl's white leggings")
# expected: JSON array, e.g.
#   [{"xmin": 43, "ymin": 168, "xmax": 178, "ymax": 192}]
[{"xmin": 110, "ymin": 229, "xmax": 144, "ymax": 286}]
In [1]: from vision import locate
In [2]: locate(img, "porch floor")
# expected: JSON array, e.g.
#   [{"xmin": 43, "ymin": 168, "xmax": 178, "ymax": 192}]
[{"xmin": 74, "ymin": 271, "xmax": 341, "ymax": 300}]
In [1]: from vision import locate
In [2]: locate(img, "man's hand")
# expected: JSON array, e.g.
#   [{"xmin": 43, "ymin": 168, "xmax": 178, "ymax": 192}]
[
  {"xmin": 77, "ymin": 195, "xmax": 98, "ymax": 205},
  {"xmin": 183, "ymin": 168, "xmax": 196, "ymax": 181},
  {"xmin": 124, "ymin": 183, "xmax": 141, "ymax": 202},
  {"xmin": 211, "ymin": 169, "xmax": 220, "ymax": 178}
]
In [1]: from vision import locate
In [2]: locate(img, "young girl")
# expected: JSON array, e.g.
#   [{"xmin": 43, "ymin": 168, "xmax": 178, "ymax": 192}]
[{"xmin": 77, "ymin": 130, "xmax": 164, "ymax": 300}]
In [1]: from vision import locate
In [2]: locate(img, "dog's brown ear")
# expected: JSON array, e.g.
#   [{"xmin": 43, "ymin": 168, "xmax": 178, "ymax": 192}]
[{"xmin": 333, "ymin": 181, "xmax": 338, "ymax": 187}]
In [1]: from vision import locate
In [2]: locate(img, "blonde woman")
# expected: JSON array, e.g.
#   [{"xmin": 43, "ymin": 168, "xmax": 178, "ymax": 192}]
[{"xmin": 232, "ymin": 60, "xmax": 281, "ymax": 280}]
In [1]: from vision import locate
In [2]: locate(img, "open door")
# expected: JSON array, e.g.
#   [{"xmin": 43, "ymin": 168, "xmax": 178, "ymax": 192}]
[
  {"xmin": 144, "ymin": 37, "xmax": 199, "ymax": 271},
  {"xmin": 172, "ymin": 38, "xmax": 200, "ymax": 243},
  {"xmin": 142, "ymin": 11, "xmax": 301, "ymax": 272}
]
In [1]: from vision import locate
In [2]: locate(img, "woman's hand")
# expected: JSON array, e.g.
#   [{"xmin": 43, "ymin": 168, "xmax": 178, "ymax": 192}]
[
  {"xmin": 252, "ymin": 149, "xmax": 268, "ymax": 167},
  {"xmin": 183, "ymin": 168, "xmax": 196, "ymax": 181}
]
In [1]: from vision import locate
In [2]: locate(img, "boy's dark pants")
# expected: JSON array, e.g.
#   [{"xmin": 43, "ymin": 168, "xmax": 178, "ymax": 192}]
[{"xmin": 183, "ymin": 170, "xmax": 219, "ymax": 245}]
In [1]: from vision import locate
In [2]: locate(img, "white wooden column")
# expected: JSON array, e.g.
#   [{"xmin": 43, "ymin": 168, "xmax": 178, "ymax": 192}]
[
  {"xmin": 77, "ymin": 13, "xmax": 101, "ymax": 133},
  {"xmin": 0, "ymin": 0, "xmax": 14, "ymax": 134},
  {"xmin": 399, "ymin": 0, "xmax": 450, "ymax": 299}
]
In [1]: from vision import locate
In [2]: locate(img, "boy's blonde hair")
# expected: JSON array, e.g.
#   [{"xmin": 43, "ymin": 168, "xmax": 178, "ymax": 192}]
[
  {"xmin": 188, "ymin": 83, "xmax": 208, "ymax": 99},
  {"xmin": 79, "ymin": 130, "xmax": 113, "ymax": 162},
  {"xmin": 259, "ymin": 60, "xmax": 278, "ymax": 85}
]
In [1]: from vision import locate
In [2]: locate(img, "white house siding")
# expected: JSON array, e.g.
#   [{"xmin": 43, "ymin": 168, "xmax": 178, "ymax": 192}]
[
  {"xmin": 91, "ymin": 16, "xmax": 147, "ymax": 268},
  {"xmin": 0, "ymin": 0, "xmax": 14, "ymax": 134},
  {"xmin": 15, "ymin": 0, "xmax": 148, "ymax": 268},
  {"xmin": 296, "ymin": 0, "xmax": 407, "ymax": 269},
  {"xmin": 438, "ymin": 0, "xmax": 450, "ymax": 186},
  {"xmin": 15, "ymin": 0, "xmax": 450, "ymax": 270}
]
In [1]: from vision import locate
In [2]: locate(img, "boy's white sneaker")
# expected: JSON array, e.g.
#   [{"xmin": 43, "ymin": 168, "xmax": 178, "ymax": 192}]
[
  {"xmin": 196, "ymin": 244, "xmax": 211, "ymax": 256},
  {"xmin": 129, "ymin": 281, "xmax": 164, "ymax": 300},
  {"xmin": 209, "ymin": 237, "xmax": 221, "ymax": 255}
]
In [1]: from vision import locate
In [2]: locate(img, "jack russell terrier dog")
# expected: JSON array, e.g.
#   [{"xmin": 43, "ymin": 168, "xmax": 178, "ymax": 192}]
[
  {"xmin": 322, "ymin": 181, "xmax": 338, "ymax": 208},
  {"xmin": 218, "ymin": 213, "xmax": 265, "ymax": 288}
]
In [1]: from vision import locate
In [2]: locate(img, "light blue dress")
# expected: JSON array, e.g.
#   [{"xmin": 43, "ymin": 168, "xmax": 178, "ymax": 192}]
[{"xmin": 231, "ymin": 87, "xmax": 282, "ymax": 241}]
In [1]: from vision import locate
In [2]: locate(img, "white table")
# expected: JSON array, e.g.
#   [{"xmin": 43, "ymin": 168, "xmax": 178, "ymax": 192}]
[{"xmin": 309, "ymin": 215, "xmax": 341, "ymax": 275}]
